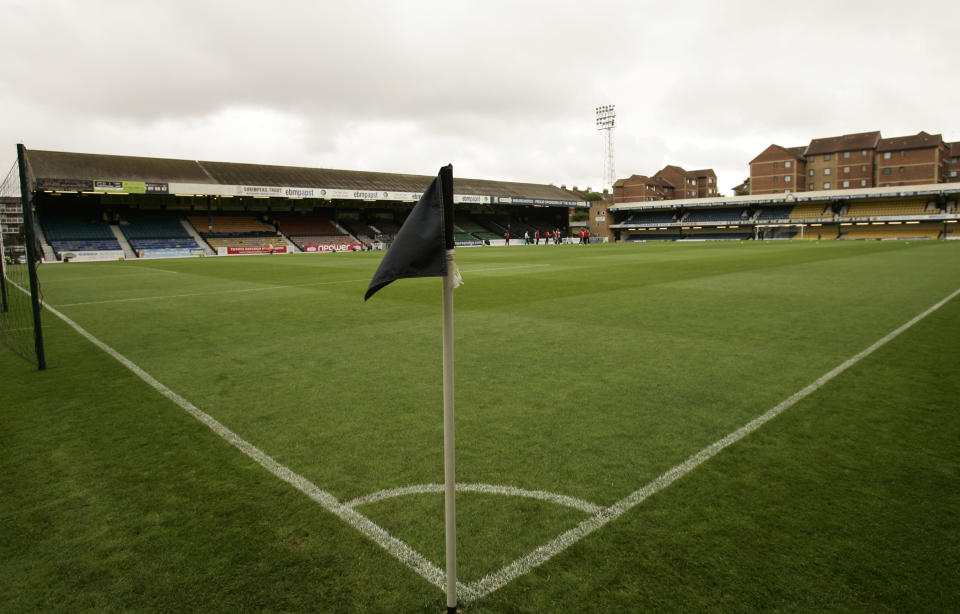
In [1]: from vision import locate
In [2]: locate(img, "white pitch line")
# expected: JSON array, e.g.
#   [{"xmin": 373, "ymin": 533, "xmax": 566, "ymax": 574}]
[
  {"xmin": 53, "ymin": 278, "xmax": 369, "ymax": 307},
  {"xmin": 346, "ymin": 482, "xmax": 603, "ymax": 515},
  {"xmin": 36, "ymin": 296, "xmax": 463, "ymax": 597},
  {"xmin": 464, "ymin": 285, "xmax": 960, "ymax": 601},
  {"xmin": 24, "ymin": 270, "xmax": 960, "ymax": 603}
]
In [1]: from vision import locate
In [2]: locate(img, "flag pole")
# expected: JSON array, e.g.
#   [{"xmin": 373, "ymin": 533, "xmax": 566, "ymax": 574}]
[{"xmin": 442, "ymin": 247, "xmax": 457, "ymax": 614}]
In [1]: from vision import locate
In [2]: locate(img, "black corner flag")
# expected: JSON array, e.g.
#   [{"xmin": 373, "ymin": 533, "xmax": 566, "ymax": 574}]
[{"xmin": 364, "ymin": 165, "xmax": 454, "ymax": 301}]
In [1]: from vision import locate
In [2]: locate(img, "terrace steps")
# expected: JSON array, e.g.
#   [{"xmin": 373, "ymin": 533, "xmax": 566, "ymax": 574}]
[{"xmin": 109, "ymin": 224, "xmax": 137, "ymax": 259}]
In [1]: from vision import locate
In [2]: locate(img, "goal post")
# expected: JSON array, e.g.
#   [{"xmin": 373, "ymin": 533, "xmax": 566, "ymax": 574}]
[{"xmin": 0, "ymin": 144, "xmax": 45, "ymax": 369}]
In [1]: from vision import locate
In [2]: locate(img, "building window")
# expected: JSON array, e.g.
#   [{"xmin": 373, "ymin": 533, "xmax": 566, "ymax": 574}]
[
  {"xmin": 824, "ymin": 154, "xmax": 832, "ymax": 161},
  {"xmin": 823, "ymin": 168, "xmax": 831, "ymax": 176},
  {"xmin": 785, "ymin": 175, "xmax": 791, "ymax": 182},
  {"xmin": 784, "ymin": 189, "xmax": 791, "ymax": 194},
  {"xmin": 843, "ymin": 166, "xmax": 850, "ymax": 173},
  {"xmin": 842, "ymin": 180, "xmax": 850, "ymax": 188},
  {"xmin": 808, "ymin": 169, "xmax": 814, "ymax": 177},
  {"xmin": 808, "ymin": 155, "xmax": 816, "ymax": 163},
  {"xmin": 823, "ymin": 182, "xmax": 831, "ymax": 189},
  {"xmin": 860, "ymin": 165, "xmax": 867, "ymax": 172},
  {"xmin": 773, "ymin": 161, "xmax": 779, "ymax": 168},
  {"xmin": 882, "ymin": 168, "xmax": 892, "ymax": 175},
  {"xmin": 951, "ymin": 170, "xmax": 958, "ymax": 177},
  {"xmin": 785, "ymin": 160, "xmax": 792, "ymax": 168},
  {"xmin": 860, "ymin": 179, "xmax": 868, "ymax": 186},
  {"xmin": 899, "ymin": 167, "xmax": 905, "ymax": 173},
  {"xmin": 808, "ymin": 183, "xmax": 815, "ymax": 190},
  {"xmin": 843, "ymin": 151, "xmax": 851, "ymax": 159},
  {"xmin": 900, "ymin": 150, "xmax": 906, "ymax": 158},
  {"xmin": 861, "ymin": 150, "xmax": 868, "ymax": 157},
  {"xmin": 883, "ymin": 152, "xmax": 892, "ymax": 160},
  {"xmin": 773, "ymin": 176, "xmax": 779, "ymax": 183}
]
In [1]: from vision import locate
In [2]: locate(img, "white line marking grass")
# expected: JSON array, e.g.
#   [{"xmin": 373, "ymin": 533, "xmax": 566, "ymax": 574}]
[
  {"xmin": 37, "ymin": 297, "xmax": 466, "ymax": 598},
  {"xmin": 346, "ymin": 483, "xmax": 603, "ymax": 515},
  {"xmin": 463, "ymin": 286, "xmax": 960, "ymax": 601},
  {"xmin": 53, "ymin": 278, "xmax": 368, "ymax": 307},
  {"xmin": 23, "ymin": 273, "xmax": 960, "ymax": 603}
]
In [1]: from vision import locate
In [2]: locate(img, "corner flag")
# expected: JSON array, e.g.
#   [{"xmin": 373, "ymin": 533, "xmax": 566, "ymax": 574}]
[
  {"xmin": 363, "ymin": 164, "xmax": 462, "ymax": 613},
  {"xmin": 364, "ymin": 164, "xmax": 455, "ymax": 301}
]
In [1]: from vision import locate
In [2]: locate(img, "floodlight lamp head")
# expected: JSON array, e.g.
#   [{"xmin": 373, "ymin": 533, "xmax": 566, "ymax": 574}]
[{"xmin": 595, "ymin": 104, "xmax": 616, "ymax": 130}]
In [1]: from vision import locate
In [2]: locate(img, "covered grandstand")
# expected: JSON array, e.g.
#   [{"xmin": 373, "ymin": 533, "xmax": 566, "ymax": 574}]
[
  {"xmin": 609, "ymin": 184, "xmax": 960, "ymax": 242},
  {"xmin": 21, "ymin": 149, "xmax": 586, "ymax": 261}
]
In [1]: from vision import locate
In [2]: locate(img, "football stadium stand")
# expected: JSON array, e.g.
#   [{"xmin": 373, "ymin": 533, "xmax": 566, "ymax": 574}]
[{"xmin": 40, "ymin": 214, "xmax": 122, "ymax": 259}]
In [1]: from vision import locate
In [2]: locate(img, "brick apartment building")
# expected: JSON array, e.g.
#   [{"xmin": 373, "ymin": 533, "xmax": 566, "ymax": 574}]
[
  {"xmin": 805, "ymin": 131, "xmax": 880, "ymax": 192},
  {"xmin": 612, "ymin": 165, "xmax": 717, "ymax": 203},
  {"xmin": 749, "ymin": 145, "xmax": 806, "ymax": 194},
  {"xmin": 749, "ymin": 130, "xmax": 959, "ymax": 195},
  {"xmin": 948, "ymin": 142, "xmax": 960, "ymax": 183},
  {"xmin": 875, "ymin": 131, "xmax": 949, "ymax": 187}
]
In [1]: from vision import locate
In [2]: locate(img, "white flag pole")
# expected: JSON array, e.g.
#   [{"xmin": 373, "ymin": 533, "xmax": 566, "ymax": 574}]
[{"xmin": 442, "ymin": 248, "xmax": 458, "ymax": 613}]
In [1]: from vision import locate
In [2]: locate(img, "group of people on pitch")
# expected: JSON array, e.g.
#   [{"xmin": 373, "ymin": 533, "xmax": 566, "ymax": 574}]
[{"xmin": 503, "ymin": 228, "xmax": 568, "ymax": 245}]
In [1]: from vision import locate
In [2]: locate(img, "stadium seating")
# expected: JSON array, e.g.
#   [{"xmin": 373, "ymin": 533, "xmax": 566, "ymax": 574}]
[
  {"xmin": 683, "ymin": 208, "xmax": 749, "ymax": 223},
  {"xmin": 273, "ymin": 215, "xmax": 340, "ymax": 236},
  {"xmin": 756, "ymin": 205, "xmax": 794, "ymax": 220},
  {"xmin": 185, "ymin": 215, "xmax": 282, "ymax": 251},
  {"xmin": 789, "ymin": 203, "xmax": 831, "ymax": 220},
  {"xmin": 623, "ymin": 211, "xmax": 677, "ymax": 225},
  {"xmin": 187, "ymin": 215, "xmax": 275, "ymax": 235},
  {"xmin": 40, "ymin": 214, "xmax": 121, "ymax": 258},
  {"xmin": 41, "ymin": 215, "xmax": 115, "ymax": 241},
  {"xmin": 340, "ymin": 221, "xmax": 380, "ymax": 246},
  {"xmin": 120, "ymin": 215, "xmax": 201, "ymax": 254},
  {"xmin": 845, "ymin": 200, "xmax": 933, "ymax": 218}
]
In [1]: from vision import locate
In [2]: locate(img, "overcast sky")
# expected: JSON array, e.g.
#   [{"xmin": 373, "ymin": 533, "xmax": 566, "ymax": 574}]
[{"xmin": 2, "ymin": 0, "xmax": 957, "ymax": 195}]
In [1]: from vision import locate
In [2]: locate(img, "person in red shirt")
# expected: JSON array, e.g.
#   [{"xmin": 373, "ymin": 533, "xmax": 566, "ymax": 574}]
[
  {"xmin": 535, "ymin": 230, "xmax": 540, "ymax": 245},
  {"xmin": 504, "ymin": 231, "xmax": 510, "ymax": 246}
]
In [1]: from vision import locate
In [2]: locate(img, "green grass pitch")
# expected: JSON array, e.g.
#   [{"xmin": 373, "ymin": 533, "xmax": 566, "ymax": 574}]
[{"xmin": 2, "ymin": 240, "xmax": 959, "ymax": 612}]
